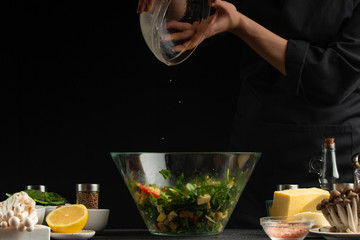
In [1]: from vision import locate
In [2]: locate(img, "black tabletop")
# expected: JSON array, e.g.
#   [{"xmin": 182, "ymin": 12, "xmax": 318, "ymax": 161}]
[{"xmin": 90, "ymin": 229, "xmax": 324, "ymax": 240}]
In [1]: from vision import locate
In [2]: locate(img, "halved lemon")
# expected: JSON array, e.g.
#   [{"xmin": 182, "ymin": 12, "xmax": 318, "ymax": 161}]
[{"xmin": 46, "ymin": 204, "xmax": 88, "ymax": 233}]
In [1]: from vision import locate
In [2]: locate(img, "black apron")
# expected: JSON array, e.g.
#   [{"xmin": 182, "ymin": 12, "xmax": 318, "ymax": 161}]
[{"xmin": 225, "ymin": 0, "xmax": 360, "ymax": 228}]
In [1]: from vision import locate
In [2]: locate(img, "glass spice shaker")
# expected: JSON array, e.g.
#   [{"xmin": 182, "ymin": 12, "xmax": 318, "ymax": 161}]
[{"xmin": 76, "ymin": 184, "xmax": 100, "ymax": 209}]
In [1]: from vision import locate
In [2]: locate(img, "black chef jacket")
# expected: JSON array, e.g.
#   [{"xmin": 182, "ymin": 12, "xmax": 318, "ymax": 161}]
[{"xmin": 226, "ymin": 0, "xmax": 360, "ymax": 228}]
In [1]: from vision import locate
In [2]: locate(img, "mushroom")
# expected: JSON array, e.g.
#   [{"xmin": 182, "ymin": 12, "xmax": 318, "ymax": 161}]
[
  {"xmin": 317, "ymin": 203, "xmax": 336, "ymax": 227},
  {"xmin": 342, "ymin": 186, "xmax": 354, "ymax": 194},
  {"xmin": 334, "ymin": 198, "xmax": 348, "ymax": 227},
  {"xmin": 316, "ymin": 200, "xmax": 339, "ymax": 230},
  {"xmin": 326, "ymin": 203, "xmax": 344, "ymax": 230},
  {"xmin": 318, "ymin": 187, "xmax": 360, "ymax": 233},
  {"xmin": 329, "ymin": 226, "xmax": 337, "ymax": 232},
  {"xmin": 347, "ymin": 191, "xmax": 359, "ymax": 230},
  {"xmin": 330, "ymin": 190, "xmax": 341, "ymax": 200},
  {"xmin": 0, "ymin": 192, "xmax": 37, "ymax": 232},
  {"xmin": 344, "ymin": 198, "xmax": 357, "ymax": 232}
]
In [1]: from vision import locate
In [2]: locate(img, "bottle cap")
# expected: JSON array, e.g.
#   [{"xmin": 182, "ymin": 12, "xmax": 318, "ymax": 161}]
[
  {"xmin": 276, "ymin": 184, "xmax": 299, "ymax": 191},
  {"xmin": 324, "ymin": 138, "xmax": 335, "ymax": 147},
  {"xmin": 324, "ymin": 138, "xmax": 334, "ymax": 144},
  {"xmin": 76, "ymin": 184, "xmax": 100, "ymax": 192},
  {"xmin": 25, "ymin": 185, "xmax": 47, "ymax": 192}
]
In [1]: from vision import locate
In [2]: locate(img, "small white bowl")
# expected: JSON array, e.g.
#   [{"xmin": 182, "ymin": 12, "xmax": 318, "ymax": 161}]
[
  {"xmin": 35, "ymin": 205, "xmax": 46, "ymax": 224},
  {"xmin": 84, "ymin": 209, "xmax": 109, "ymax": 232},
  {"xmin": 45, "ymin": 205, "xmax": 58, "ymax": 217}
]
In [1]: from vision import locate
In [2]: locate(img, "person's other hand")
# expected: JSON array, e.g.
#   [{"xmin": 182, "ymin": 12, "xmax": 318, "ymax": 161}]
[
  {"xmin": 137, "ymin": 0, "xmax": 154, "ymax": 13},
  {"xmin": 206, "ymin": 0, "xmax": 240, "ymax": 36},
  {"xmin": 161, "ymin": 0, "xmax": 239, "ymax": 52}
]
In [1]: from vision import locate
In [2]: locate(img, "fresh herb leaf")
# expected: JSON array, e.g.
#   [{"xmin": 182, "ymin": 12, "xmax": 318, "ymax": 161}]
[
  {"xmin": 186, "ymin": 183, "xmax": 196, "ymax": 192},
  {"xmin": 128, "ymin": 171, "xmax": 137, "ymax": 190},
  {"xmin": 159, "ymin": 169, "xmax": 171, "ymax": 180},
  {"xmin": 175, "ymin": 173, "xmax": 184, "ymax": 189}
]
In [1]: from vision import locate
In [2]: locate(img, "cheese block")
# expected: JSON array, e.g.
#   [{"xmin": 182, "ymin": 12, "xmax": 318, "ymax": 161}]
[
  {"xmin": 294, "ymin": 212, "xmax": 330, "ymax": 227},
  {"xmin": 270, "ymin": 188, "xmax": 329, "ymax": 216},
  {"xmin": 0, "ymin": 225, "xmax": 50, "ymax": 240}
]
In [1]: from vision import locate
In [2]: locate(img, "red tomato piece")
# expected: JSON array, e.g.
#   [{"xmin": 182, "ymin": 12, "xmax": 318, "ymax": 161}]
[{"xmin": 139, "ymin": 185, "xmax": 160, "ymax": 198}]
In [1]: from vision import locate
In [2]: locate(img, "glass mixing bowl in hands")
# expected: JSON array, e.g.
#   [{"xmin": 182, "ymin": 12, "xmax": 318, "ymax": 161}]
[{"xmin": 139, "ymin": 0, "xmax": 211, "ymax": 66}]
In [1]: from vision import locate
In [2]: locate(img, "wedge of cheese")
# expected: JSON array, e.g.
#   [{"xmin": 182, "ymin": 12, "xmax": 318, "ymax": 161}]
[
  {"xmin": 294, "ymin": 212, "xmax": 329, "ymax": 227},
  {"xmin": 270, "ymin": 188, "xmax": 329, "ymax": 216}
]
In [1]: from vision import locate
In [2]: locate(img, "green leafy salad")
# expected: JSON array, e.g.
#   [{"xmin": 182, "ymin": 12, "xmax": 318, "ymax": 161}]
[
  {"xmin": 6, "ymin": 190, "xmax": 67, "ymax": 206},
  {"xmin": 129, "ymin": 169, "xmax": 246, "ymax": 234}
]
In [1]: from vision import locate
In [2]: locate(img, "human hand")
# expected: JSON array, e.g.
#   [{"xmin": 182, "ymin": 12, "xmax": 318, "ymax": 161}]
[
  {"xmin": 137, "ymin": 0, "xmax": 154, "ymax": 13},
  {"xmin": 161, "ymin": 0, "xmax": 239, "ymax": 52},
  {"xmin": 162, "ymin": 20, "xmax": 208, "ymax": 52},
  {"xmin": 207, "ymin": 0, "xmax": 240, "ymax": 36}
]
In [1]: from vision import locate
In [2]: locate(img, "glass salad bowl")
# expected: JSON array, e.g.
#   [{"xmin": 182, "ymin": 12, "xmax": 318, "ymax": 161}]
[
  {"xmin": 140, "ymin": 0, "xmax": 211, "ymax": 66},
  {"xmin": 111, "ymin": 152, "xmax": 261, "ymax": 236}
]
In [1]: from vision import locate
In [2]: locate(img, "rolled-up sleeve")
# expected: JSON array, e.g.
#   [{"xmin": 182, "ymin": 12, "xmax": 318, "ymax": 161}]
[{"xmin": 285, "ymin": 3, "xmax": 360, "ymax": 105}]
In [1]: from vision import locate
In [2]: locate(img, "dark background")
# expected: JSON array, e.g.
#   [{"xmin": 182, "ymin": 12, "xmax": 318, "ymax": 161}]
[{"xmin": 3, "ymin": 0, "xmax": 243, "ymax": 229}]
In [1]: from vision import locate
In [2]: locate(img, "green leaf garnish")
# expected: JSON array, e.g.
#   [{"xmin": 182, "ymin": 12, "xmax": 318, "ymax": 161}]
[{"xmin": 159, "ymin": 169, "xmax": 171, "ymax": 180}]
